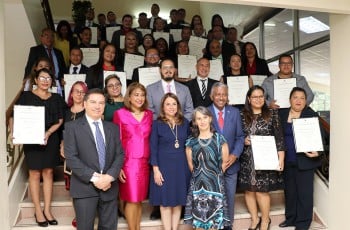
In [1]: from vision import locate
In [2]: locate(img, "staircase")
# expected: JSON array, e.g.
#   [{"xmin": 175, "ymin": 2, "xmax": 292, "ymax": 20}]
[{"xmin": 12, "ymin": 167, "xmax": 327, "ymax": 230}]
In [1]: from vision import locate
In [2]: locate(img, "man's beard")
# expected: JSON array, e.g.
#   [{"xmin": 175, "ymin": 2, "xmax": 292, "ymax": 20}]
[{"xmin": 163, "ymin": 76, "xmax": 173, "ymax": 82}]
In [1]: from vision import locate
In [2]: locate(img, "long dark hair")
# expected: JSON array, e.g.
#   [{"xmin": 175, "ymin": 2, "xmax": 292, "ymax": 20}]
[{"xmin": 242, "ymin": 85, "xmax": 271, "ymax": 126}]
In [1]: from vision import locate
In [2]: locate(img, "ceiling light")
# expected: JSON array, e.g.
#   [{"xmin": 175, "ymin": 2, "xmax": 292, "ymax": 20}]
[{"xmin": 285, "ymin": 16, "xmax": 329, "ymax": 34}]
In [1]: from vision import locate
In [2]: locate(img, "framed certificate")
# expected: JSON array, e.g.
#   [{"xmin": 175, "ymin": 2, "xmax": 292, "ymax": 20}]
[
  {"xmin": 292, "ymin": 117, "xmax": 324, "ymax": 152},
  {"xmin": 250, "ymin": 135, "xmax": 279, "ymax": 170}
]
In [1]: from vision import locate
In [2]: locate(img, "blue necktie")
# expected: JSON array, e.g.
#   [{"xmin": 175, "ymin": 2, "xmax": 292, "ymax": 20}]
[{"xmin": 93, "ymin": 122, "xmax": 105, "ymax": 171}]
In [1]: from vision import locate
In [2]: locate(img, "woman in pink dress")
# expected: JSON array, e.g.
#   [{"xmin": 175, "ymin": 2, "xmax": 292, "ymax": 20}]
[{"xmin": 113, "ymin": 82, "xmax": 153, "ymax": 230}]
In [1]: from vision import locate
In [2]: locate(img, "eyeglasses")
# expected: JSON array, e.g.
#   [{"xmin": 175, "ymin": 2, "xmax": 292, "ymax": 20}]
[
  {"xmin": 279, "ymin": 62, "xmax": 293, "ymax": 66},
  {"xmin": 250, "ymin": 95, "xmax": 264, "ymax": 100},
  {"xmin": 107, "ymin": 83, "xmax": 121, "ymax": 89},
  {"xmin": 73, "ymin": 89, "xmax": 86, "ymax": 96},
  {"xmin": 38, "ymin": 76, "xmax": 52, "ymax": 82}
]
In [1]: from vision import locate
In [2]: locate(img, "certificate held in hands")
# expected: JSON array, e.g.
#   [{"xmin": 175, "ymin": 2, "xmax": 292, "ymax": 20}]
[
  {"xmin": 13, "ymin": 105, "xmax": 45, "ymax": 144},
  {"xmin": 292, "ymin": 117, "xmax": 324, "ymax": 152},
  {"xmin": 250, "ymin": 135, "xmax": 280, "ymax": 170},
  {"xmin": 273, "ymin": 78, "xmax": 296, "ymax": 108}
]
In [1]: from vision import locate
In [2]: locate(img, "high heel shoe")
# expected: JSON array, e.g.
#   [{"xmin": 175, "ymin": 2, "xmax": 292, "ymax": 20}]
[
  {"xmin": 248, "ymin": 217, "xmax": 261, "ymax": 230},
  {"xmin": 43, "ymin": 211, "xmax": 58, "ymax": 225},
  {"xmin": 34, "ymin": 214, "xmax": 48, "ymax": 227},
  {"xmin": 260, "ymin": 218, "xmax": 271, "ymax": 230}
]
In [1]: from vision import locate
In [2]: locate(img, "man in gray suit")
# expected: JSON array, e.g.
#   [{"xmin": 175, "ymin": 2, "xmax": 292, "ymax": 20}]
[
  {"xmin": 64, "ymin": 88, "xmax": 124, "ymax": 230},
  {"xmin": 147, "ymin": 58, "xmax": 194, "ymax": 121}
]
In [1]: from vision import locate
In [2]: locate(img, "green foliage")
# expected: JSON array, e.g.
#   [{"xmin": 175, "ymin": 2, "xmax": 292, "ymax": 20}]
[{"xmin": 72, "ymin": 1, "xmax": 92, "ymax": 24}]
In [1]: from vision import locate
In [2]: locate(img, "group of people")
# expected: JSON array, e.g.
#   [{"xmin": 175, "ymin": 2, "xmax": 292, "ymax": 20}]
[{"xmin": 10, "ymin": 3, "xmax": 325, "ymax": 230}]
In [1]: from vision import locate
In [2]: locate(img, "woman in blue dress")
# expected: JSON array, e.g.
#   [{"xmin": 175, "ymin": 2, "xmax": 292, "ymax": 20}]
[
  {"xmin": 149, "ymin": 93, "xmax": 191, "ymax": 230},
  {"xmin": 184, "ymin": 106, "xmax": 230, "ymax": 230}
]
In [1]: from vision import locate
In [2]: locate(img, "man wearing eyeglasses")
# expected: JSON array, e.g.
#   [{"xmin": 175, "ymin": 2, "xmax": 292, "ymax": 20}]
[
  {"xmin": 130, "ymin": 48, "xmax": 161, "ymax": 84},
  {"xmin": 262, "ymin": 54, "xmax": 314, "ymax": 109}
]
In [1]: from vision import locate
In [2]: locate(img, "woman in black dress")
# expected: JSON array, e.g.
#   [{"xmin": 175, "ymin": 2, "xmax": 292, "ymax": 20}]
[
  {"xmin": 11, "ymin": 68, "xmax": 65, "ymax": 227},
  {"xmin": 239, "ymin": 86, "xmax": 285, "ymax": 230}
]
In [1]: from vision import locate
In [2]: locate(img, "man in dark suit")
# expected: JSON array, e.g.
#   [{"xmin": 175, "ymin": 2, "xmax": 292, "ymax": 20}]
[
  {"xmin": 64, "ymin": 88, "xmax": 124, "ymax": 230},
  {"xmin": 148, "ymin": 3, "xmax": 160, "ymax": 29},
  {"xmin": 65, "ymin": 47, "xmax": 89, "ymax": 75},
  {"xmin": 208, "ymin": 82, "xmax": 245, "ymax": 230},
  {"xmin": 24, "ymin": 28, "xmax": 66, "ymax": 82},
  {"xmin": 186, "ymin": 58, "xmax": 218, "ymax": 108}
]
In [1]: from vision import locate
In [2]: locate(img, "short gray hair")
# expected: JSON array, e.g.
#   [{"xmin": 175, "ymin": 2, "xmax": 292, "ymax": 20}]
[{"xmin": 210, "ymin": 82, "xmax": 228, "ymax": 97}]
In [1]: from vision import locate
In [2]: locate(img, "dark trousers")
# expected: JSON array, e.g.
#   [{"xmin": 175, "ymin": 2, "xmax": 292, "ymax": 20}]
[
  {"xmin": 73, "ymin": 196, "xmax": 118, "ymax": 230},
  {"xmin": 284, "ymin": 164, "xmax": 314, "ymax": 229}
]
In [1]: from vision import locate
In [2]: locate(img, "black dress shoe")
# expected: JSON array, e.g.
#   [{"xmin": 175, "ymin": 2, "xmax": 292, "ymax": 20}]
[
  {"xmin": 43, "ymin": 211, "xmax": 58, "ymax": 225},
  {"xmin": 149, "ymin": 206, "xmax": 161, "ymax": 220},
  {"xmin": 34, "ymin": 214, "xmax": 48, "ymax": 227},
  {"xmin": 279, "ymin": 220, "xmax": 294, "ymax": 227},
  {"xmin": 295, "ymin": 227, "xmax": 308, "ymax": 230}
]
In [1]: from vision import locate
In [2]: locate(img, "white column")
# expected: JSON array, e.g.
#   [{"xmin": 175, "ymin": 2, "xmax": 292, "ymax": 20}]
[
  {"xmin": 0, "ymin": 0, "xmax": 11, "ymax": 229},
  {"xmin": 328, "ymin": 14, "xmax": 350, "ymax": 229}
]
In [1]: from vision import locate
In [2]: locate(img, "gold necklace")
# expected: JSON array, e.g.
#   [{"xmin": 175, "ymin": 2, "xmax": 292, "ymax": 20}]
[{"xmin": 168, "ymin": 122, "xmax": 179, "ymax": 149}]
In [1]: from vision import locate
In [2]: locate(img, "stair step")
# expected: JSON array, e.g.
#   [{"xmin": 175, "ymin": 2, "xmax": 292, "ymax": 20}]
[{"xmin": 15, "ymin": 182, "xmax": 327, "ymax": 229}]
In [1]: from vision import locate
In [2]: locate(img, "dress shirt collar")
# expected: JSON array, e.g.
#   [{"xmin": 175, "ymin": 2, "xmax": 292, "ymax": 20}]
[
  {"xmin": 213, "ymin": 104, "xmax": 225, "ymax": 120},
  {"xmin": 197, "ymin": 76, "xmax": 208, "ymax": 88},
  {"xmin": 69, "ymin": 64, "xmax": 82, "ymax": 74},
  {"xmin": 161, "ymin": 79, "xmax": 176, "ymax": 94}
]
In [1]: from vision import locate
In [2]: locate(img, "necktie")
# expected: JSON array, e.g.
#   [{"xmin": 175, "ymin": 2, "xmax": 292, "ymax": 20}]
[
  {"xmin": 47, "ymin": 48, "xmax": 55, "ymax": 74},
  {"xmin": 200, "ymin": 79, "xmax": 207, "ymax": 99},
  {"xmin": 218, "ymin": 111, "xmax": 224, "ymax": 130},
  {"xmin": 167, "ymin": 84, "xmax": 171, "ymax": 93},
  {"xmin": 73, "ymin": 66, "xmax": 78, "ymax": 74},
  {"xmin": 93, "ymin": 122, "xmax": 105, "ymax": 171}
]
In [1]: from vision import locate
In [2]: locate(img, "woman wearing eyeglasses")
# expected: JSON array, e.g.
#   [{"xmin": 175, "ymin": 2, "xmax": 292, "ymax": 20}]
[
  {"xmin": 103, "ymin": 74, "xmax": 124, "ymax": 121},
  {"xmin": 9, "ymin": 68, "xmax": 65, "ymax": 227},
  {"xmin": 239, "ymin": 86, "xmax": 285, "ymax": 230}
]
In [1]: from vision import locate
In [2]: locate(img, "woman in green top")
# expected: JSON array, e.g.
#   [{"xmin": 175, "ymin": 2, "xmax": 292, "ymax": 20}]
[{"xmin": 103, "ymin": 74, "xmax": 124, "ymax": 121}]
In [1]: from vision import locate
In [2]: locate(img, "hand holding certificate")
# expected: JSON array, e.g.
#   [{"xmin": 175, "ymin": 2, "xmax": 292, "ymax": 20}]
[
  {"xmin": 292, "ymin": 117, "xmax": 324, "ymax": 152},
  {"xmin": 250, "ymin": 135, "xmax": 280, "ymax": 170},
  {"xmin": 13, "ymin": 105, "xmax": 45, "ymax": 145}
]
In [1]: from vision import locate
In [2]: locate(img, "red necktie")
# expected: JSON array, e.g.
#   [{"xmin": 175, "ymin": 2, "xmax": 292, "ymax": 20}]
[{"xmin": 218, "ymin": 111, "xmax": 224, "ymax": 130}]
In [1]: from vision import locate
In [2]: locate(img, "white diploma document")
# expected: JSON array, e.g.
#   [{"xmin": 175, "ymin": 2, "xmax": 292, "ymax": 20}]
[
  {"xmin": 138, "ymin": 67, "xmax": 161, "ymax": 88},
  {"xmin": 226, "ymin": 76, "xmax": 249, "ymax": 105},
  {"xmin": 13, "ymin": 105, "xmax": 45, "ymax": 145},
  {"xmin": 177, "ymin": 55, "xmax": 197, "ymax": 79},
  {"xmin": 208, "ymin": 59, "xmax": 224, "ymax": 81},
  {"xmin": 124, "ymin": 53, "xmax": 144, "ymax": 80},
  {"xmin": 64, "ymin": 74, "xmax": 86, "ymax": 103},
  {"xmin": 170, "ymin": 29, "xmax": 182, "ymax": 42},
  {"xmin": 292, "ymin": 117, "xmax": 324, "ymax": 152},
  {"xmin": 80, "ymin": 48, "xmax": 99, "ymax": 67},
  {"xmin": 273, "ymin": 78, "xmax": 297, "ymax": 108},
  {"xmin": 119, "ymin": 35, "xmax": 125, "ymax": 49},
  {"xmin": 251, "ymin": 75, "xmax": 267, "ymax": 86},
  {"xmin": 153, "ymin": 32, "xmax": 170, "ymax": 47},
  {"xmin": 137, "ymin": 28, "xmax": 152, "ymax": 37},
  {"xmin": 103, "ymin": 71, "xmax": 127, "ymax": 96},
  {"xmin": 90, "ymin": 26, "xmax": 98, "ymax": 45},
  {"xmin": 250, "ymin": 135, "xmax": 280, "ymax": 170},
  {"xmin": 188, "ymin": 36, "xmax": 207, "ymax": 60},
  {"xmin": 106, "ymin": 26, "xmax": 120, "ymax": 42}
]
